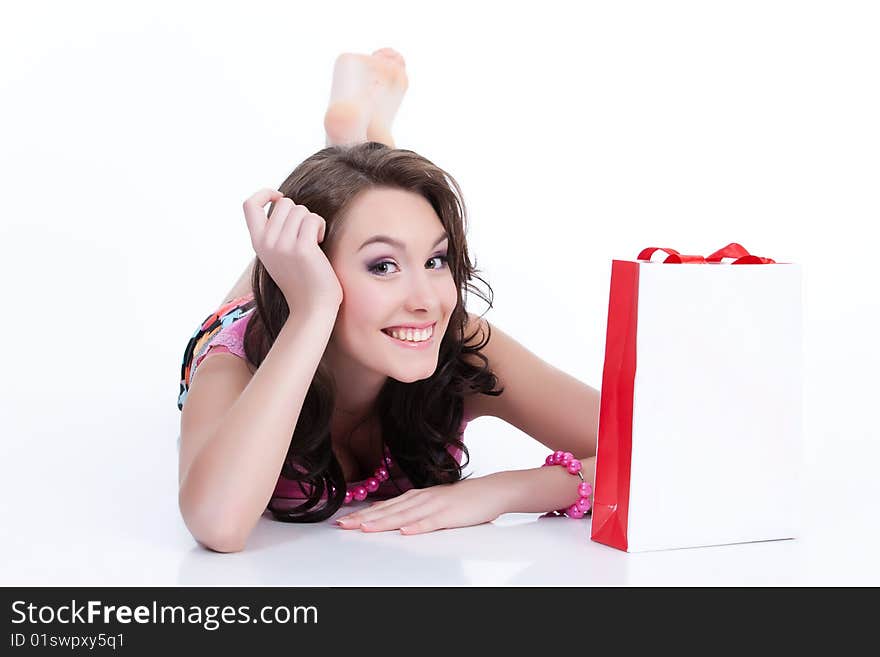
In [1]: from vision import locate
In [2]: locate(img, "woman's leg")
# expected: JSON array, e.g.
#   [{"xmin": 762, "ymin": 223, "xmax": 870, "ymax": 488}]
[
  {"xmin": 218, "ymin": 256, "xmax": 258, "ymax": 307},
  {"xmin": 217, "ymin": 48, "xmax": 409, "ymax": 307}
]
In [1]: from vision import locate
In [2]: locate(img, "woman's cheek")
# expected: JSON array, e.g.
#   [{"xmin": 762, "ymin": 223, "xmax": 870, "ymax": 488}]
[{"xmin": 443, "ymin": 277, "xmax": 458, "ymax": 309}]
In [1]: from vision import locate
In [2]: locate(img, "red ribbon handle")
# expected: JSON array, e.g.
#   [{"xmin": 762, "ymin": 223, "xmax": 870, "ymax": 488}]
[{"xmin": 636, "ymin": 242, "xmax": 776, "ymax": 264}]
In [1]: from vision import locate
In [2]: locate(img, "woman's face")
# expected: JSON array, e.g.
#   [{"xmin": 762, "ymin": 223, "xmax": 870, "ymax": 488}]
[{"xmin": 326, "ymin": 186, "xmax": 458, "ymax": 383}]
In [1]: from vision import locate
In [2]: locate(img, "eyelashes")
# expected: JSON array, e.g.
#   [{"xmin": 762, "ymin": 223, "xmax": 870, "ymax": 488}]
[{"xmin": 369, "ymin": 254, "xmax": 450, "ymax": 277}]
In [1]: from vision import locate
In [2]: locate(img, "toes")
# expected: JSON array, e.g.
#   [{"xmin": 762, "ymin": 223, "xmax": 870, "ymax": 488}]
[
  {"xmin": 334, "ymin": 53, "xmax": 374, "ymax": 78},
  {"xmin": 372, "ymin": 47, "xmax": 406, "ymax": 68},
  {"xmin": 334, "ymin": 52, "xmax": 359, "ymax": 67}
]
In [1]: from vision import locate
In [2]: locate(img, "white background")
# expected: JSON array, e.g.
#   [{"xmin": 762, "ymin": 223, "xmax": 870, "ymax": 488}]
[{"xmin": 1, "ymin": 0, "xmax": 877, "ymax": 585}]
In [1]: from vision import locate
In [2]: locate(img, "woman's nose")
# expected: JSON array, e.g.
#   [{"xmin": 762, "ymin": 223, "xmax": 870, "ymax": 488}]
[{"xmin": 404, "ymin": 269, "xmax": 442, "ymax": 311}]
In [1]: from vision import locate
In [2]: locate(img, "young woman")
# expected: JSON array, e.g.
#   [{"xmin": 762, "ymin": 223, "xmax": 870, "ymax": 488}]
[{"xmin": 177, "ymin": 48, "xmax": 600, "ymax": 552}]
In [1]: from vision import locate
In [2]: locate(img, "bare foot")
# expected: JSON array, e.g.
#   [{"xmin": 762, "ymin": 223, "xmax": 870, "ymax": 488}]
[
  {"xmin": 365, "ymin": 48, "xmax": 407, "ymax": 147},
  {"xmin": 323, "ymin": 48, "xmax": 408, "ymax": 148}
]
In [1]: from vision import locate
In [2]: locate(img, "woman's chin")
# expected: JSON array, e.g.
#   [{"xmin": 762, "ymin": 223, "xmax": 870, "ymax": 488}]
[{"xmin": 389, "ymin": 363, "xmax": 437, "ymax": 384}]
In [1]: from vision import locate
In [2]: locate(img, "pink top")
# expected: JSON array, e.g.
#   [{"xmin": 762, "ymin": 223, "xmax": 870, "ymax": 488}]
[
  {"xmin": 189, "ymin": 311, "xmax": 473, "ymax": 505},
  {"xmin": 190, "ymin": 311, "xmax": 256, "ymax": 381}
]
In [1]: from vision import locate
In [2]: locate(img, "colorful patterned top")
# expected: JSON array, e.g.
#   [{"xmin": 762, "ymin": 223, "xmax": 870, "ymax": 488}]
[
  {"xmin": 178, "ymin": 294, "xmax": 258, "ymax": 411},
  {"xmin": 177, "ymin": 293, "xmax": 471, "ymax": 503}
]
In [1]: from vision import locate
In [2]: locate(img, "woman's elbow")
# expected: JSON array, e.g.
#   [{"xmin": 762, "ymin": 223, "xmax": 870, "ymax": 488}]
[
  {"xmin": 179, "ymin": 489, "xmax": 249, "ymax": 553},
  {"xmin": 188, "ymin": 519, "xmax": 248, "ymax": 553},
  {"xmin": 198, "ymin": 534, "xmax": 247, "ymax": 553}
]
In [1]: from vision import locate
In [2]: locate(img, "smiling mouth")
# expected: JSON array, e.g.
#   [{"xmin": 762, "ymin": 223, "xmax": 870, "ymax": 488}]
[{"xmin": 381, "ymin": 322, "xmax": 436, "ymax": 344}]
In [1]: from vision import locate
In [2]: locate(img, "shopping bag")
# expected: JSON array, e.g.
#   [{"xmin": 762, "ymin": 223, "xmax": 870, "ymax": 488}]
[{"xmin": 590, "ymin": 243, "xmax": 803, "ymax": 552}]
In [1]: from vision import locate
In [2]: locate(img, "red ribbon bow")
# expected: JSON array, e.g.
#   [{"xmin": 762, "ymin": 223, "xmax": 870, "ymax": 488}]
[{"xmin": 637, "ymin": 242, "xmax": 776, "ymax": 264}]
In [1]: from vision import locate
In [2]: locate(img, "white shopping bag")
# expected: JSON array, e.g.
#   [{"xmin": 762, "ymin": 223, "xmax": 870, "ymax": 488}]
[{"xmin": 590, "ymin": 243, "xmax": 803, "ymax": 552}]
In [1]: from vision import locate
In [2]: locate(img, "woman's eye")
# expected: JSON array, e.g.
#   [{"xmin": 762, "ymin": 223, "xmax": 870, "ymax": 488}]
[
  {"xmin": 369, "ymin": 255, "xmax": 449, "ymax": 277},
  {"xmin": 369, "ymin": 260, "xmax": 399, "ymax": 276}
]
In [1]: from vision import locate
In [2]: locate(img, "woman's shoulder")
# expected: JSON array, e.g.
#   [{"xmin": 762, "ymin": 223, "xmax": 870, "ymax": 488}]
[
  {"xmin": 202, "ymin": 294, "xmax": 254, "ymax": 343},
  {"xmin": 180, "ymin": 296, "xmax": 258, "ymax": 410}
]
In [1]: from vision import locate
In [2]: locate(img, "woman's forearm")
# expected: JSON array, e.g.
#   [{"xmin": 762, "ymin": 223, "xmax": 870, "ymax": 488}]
[
  {"xmin": 179, "ymin": 306, "xmax": 338, "ymax": 551},
  {"xmin": 488, "ymin": 457, "xmax": 596, "ymax": 515}
]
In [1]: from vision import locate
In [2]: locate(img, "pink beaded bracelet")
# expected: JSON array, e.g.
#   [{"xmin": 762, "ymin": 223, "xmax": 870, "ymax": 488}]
[{"xmin": 541, "ymin": 451, "xmax": 593, "ymax": 518}]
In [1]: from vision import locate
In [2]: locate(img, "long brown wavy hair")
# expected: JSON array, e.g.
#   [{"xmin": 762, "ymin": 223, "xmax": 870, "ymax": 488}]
[{"xmin": 241, "ymin": 141, "xmax": 503, "ymax": 523}]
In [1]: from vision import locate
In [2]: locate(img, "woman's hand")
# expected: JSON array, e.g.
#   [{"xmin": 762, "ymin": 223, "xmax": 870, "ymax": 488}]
[
  {"xmin": 335, "ymin": 477, "xmax": 509, "ymax": 535},
  {"xmin": 242, "ymin": 188, "xmax": 343, "ymax": 313}
]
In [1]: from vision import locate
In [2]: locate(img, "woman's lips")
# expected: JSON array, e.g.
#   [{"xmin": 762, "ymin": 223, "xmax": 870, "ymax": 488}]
[
  {"xmin": 381, "ymin": 323, "xmax": 436, "ymax": 350},
  {"xmin": 382, "ymin": 321, "xmax": 436, "ymax": 331}
]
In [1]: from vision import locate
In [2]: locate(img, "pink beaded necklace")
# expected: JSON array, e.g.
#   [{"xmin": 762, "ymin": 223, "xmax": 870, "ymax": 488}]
[{"xmin": 337, "ymin": 444, "xmax": 394, "ymax": 505}]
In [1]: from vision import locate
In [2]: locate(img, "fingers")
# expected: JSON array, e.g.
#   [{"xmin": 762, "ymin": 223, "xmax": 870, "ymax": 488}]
[
  {"xmin": 338, "ymin": 489, "xmax": 417, "ymax": 522},
  {"xmin": 275, "ymin": 210, "xmax": 325, "ymax": 252},
  {"xmin": 302, "ymin": 213, "xmax": 327, "ymax": 244},
  {"xmin": 268, "ymin": 202, "xmax": 304, "ymax": 249},
  {"xmin": 242, "ymin": 188, "xmax": 283, "ymax": 243},
  {"xmin": 243, "ymin": 189, "xmax": 326, "ymax": 253},
  {"xmin": 337, "ymin": 492, "xmax": 428, "ymax": 530},
  {"xmin": 359, "ymin": 505, "xmax": 433, "ymax": 533},
  {"xmin": 264, "ymin": 198, "xmax": 296, "ymax": 246}
]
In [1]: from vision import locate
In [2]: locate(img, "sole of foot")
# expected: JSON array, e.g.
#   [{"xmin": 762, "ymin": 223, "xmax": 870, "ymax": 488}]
[{"xmin": 323, "ymin": 48, "xmax": 408, "ymax": 147}]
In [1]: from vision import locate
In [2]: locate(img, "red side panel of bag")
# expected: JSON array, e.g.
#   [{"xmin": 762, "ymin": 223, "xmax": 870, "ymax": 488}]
[{"xmin": 590, "ymin": 260, "xmax": 639, "ymax": 551}]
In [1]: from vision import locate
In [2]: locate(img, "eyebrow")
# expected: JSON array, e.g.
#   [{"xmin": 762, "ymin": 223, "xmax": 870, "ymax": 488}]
[{"xmin": 358, "ymin": 232, "xmax": 449, "ymax": 253}]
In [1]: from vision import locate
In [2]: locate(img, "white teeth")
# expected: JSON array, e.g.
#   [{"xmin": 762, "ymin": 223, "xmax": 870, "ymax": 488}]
[{"xmin": 386, "ymin": 324, "xmax": 434, "ymax": 342}]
